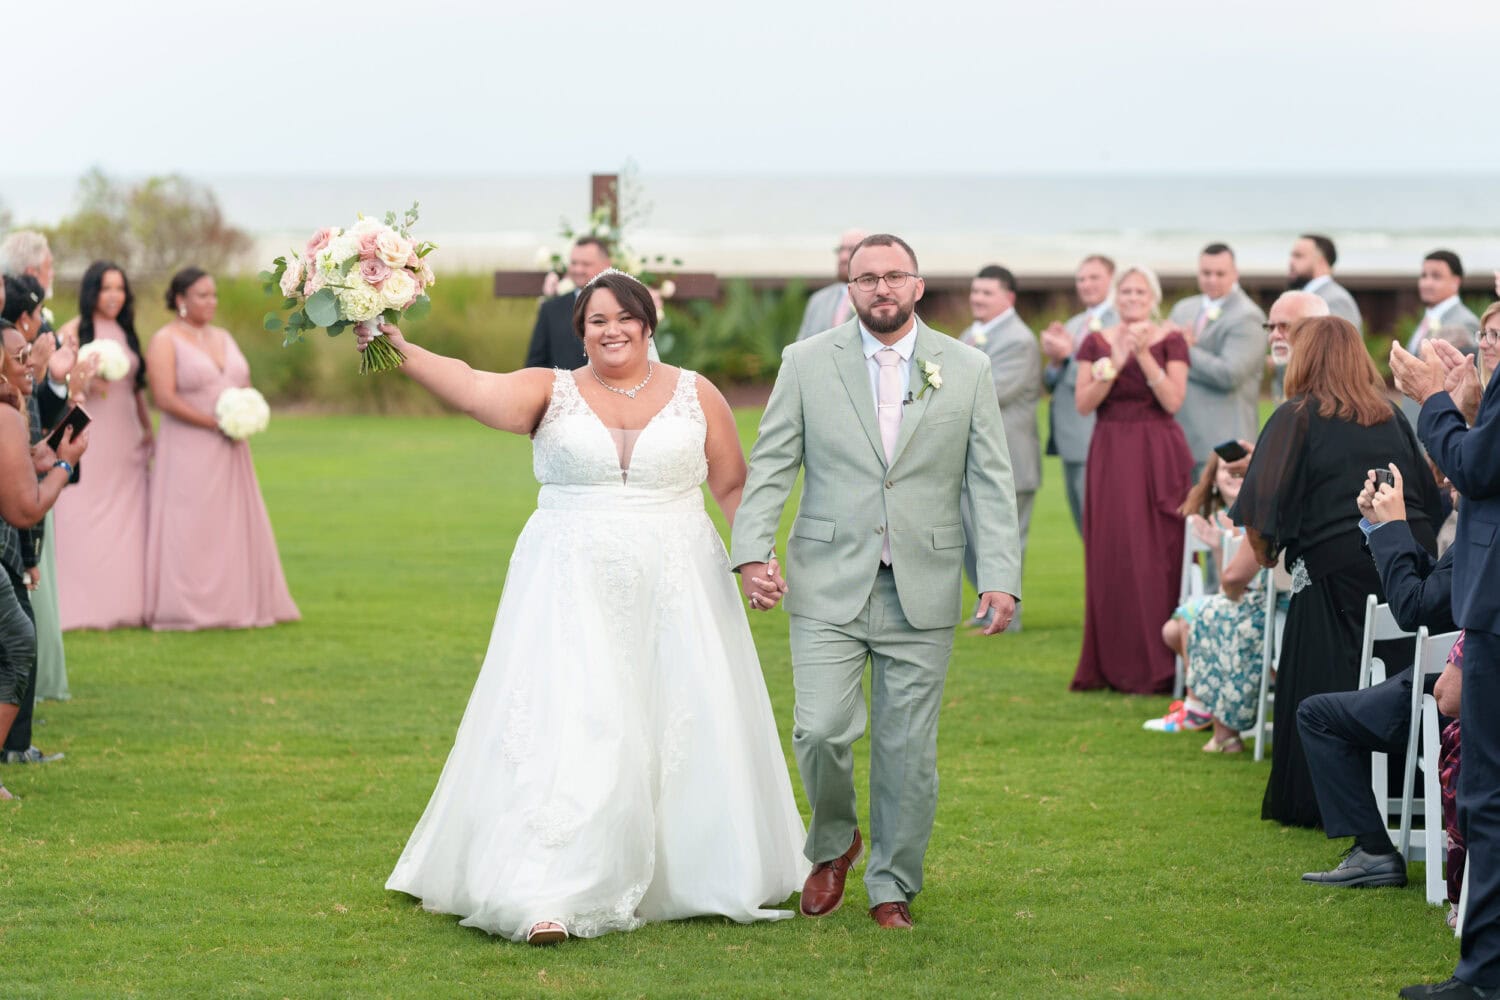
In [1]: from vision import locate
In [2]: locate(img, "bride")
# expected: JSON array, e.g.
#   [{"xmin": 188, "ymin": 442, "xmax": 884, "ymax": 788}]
[{"xmin": 369, "ymin": 269, "xmax": 807, "ymax": 944}]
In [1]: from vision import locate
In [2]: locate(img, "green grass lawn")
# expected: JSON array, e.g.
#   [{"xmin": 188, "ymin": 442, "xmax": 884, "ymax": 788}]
[{"xmin": 0, "ymin": 409, "xmax": 1460, "ymax": 999}]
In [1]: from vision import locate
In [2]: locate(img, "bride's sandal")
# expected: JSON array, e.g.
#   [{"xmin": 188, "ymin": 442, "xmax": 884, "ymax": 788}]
[{"xmin": 526, "ymin": 921, "xmax": 568, "ymax": 945}]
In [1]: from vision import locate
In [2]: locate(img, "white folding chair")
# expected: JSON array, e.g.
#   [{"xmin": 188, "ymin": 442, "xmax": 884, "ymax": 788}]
[
  {"xmin": 1457, "ymin": 861, "xmax": 1469, "ymax": 937},
  {"xmin": 1360, "ymin": 597, "xmax": 1417, "ymax": 820},
  {"xmin": 1397, "ymin": 627, "xmax": 1461, "ymax": 906},
  {"xmin": 1249, "ymin": 558, "xmax": 1291, "ymax": 762},
  {"xmin": 1174, "ymin": 520, "xmax": 1215, "ymax": 699}
]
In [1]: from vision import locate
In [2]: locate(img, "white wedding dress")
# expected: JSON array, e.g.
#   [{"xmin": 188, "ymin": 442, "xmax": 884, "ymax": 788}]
[{"xmin": 386, "ymin": 368, "xmax": 808, "ymax": 941}]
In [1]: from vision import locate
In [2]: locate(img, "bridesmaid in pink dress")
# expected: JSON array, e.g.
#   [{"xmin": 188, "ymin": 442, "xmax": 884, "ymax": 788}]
[
  {"xmin": 53, "ymin": 262, "xmax": 153, "ymax": 630},
  {"xmin": 143, "ymin": 268, "xmax": 299, "ymax": 631}
]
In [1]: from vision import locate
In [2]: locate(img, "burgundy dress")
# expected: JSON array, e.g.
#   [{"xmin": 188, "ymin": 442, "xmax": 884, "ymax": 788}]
[
  {"xmin": 1070, "ymin": 331, "xmax": 1194, "ymax": 694},
  {"xmin": 144, "ymin": 332, "xmax": 299, "ymax": 631}
]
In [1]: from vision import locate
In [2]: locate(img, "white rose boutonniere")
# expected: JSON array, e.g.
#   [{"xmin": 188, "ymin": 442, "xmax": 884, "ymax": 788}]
[
  {"xmin": 1088, "ymin": 316, "xmax": 1103, "ymax": 333},
  {"xmin": 971, "ymin": 328, "xmax": 988, "ymax": 347},
  {"xmin": 916, "ymin": 359, "xmax": 943, "ymax": 399},
  {"xmin": 1205, "ymin": 304, "xmax": 1223, "ymax": 323}
]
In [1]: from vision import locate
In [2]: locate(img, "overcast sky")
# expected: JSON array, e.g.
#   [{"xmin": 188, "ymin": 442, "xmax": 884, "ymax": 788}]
[{"xmin": 13, "ymin": 0, "xmax": 1500, "ymax": 177}]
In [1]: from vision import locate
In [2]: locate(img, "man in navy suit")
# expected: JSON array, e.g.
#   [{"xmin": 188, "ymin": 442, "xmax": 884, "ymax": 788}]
[
  {"xmin": 1392, "ymin": 336, "xmax": 1500, "ymax": 1000},
  {"xmin": 524, "ymin": 237, "xmax": 611, "ymax": 370}
]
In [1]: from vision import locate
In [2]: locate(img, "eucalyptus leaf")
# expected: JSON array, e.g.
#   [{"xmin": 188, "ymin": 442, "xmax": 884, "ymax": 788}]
[
  {"xmin": 403, "ymin": 295, "xmax": 431, "ymax": 321},
  {"xmin": 305, "ymin": 288, "xmax": 340, "ymax": 327},
  {"xmin": 263, "ymin": 313, "xmax": 282, "ymax": 331},
  {"xmin": 282, "ymin": 298, "xmax": 299, "ymax": 311}
]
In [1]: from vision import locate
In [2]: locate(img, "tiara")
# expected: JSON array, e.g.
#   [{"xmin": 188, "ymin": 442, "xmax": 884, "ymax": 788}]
[{"xmin": 585, "ymin": 267, "xmax": 645, "ymax": 288}]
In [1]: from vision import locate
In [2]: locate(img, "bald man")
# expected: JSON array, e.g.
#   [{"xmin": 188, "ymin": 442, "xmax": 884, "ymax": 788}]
[
  {"xmin": 797, "ymin": 229, "xmax": 868, "ymax": 342},
  {"xmin": 1266, "ymin": 291, "xmax": 1331, "ymax": 403}
]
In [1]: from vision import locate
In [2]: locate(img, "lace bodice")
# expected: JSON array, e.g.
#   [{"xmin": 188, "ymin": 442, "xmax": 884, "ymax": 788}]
[{"xmin": 534, "ymin": 368, "xmax": 708, "ymax": 490}]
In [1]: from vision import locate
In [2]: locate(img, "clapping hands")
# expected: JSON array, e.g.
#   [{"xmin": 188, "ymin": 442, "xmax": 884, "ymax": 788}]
[
  {"xmin": 1040, "ymin": 322, "xmax": 1073, "ymax": 363},
  {"xmin": 740, "ymin": 554, "xmax": 788, "ymax": 612}
]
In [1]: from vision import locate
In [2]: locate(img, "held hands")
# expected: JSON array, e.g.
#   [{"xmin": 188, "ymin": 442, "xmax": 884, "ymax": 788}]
[
  {"xmin": 975, "ymin": 592, "xmax": 1017, "ymax": 636},
  {"xmin": 740, "ymin": 555, "xmax": 788, "ymax": 612}
]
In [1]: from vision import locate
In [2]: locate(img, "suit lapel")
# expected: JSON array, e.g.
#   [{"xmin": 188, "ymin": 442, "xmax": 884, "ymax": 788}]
[
  {"xmin": 832, "ymin": 322, "xmax": 887, "ymax": 465},
  {"xmin": 890, "ymin": 321, "xmax": 945, "ymax": 468}
]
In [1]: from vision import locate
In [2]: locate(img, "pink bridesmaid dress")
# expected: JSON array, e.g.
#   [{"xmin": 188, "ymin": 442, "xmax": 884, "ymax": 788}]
[
  {"xmin": 53, "ymin": 318, "xmax": 150, "ymax": 630},
  {"xmin": 144, "ymin": 331, "xmax": 299, "ymax": 631}
]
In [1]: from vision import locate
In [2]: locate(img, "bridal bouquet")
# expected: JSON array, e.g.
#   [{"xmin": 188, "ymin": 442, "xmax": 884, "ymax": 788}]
[
  {"xmin": 215, "ymin": 387, "xmax": 270, "ymax": 441},
  {"xmin": 77, "ymin": 339, "xmax": 131, "ymax": 381},
  {"xmin": 262, "ymin": 203, "xmax": 436, "ymax": 374}
]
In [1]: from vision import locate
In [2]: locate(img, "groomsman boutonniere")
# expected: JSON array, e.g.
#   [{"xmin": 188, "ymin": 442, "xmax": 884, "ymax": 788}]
[
  {"xmin": 1205, "ymin": 305, "xmax": 1223, "ymax": 323},
  {"xmin": 971, "ymin": 328, "xmax": 988, "ymax": 348},
  {"xmin": 1088, "ymin": 316, "xmax": 1103, "ymax": 333},
  {"xmin": 916, "ymin": 359, "xmax": 943, "ymax": 399}
]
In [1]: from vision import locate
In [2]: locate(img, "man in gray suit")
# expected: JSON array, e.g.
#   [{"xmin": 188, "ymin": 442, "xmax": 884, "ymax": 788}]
[
  {"xmin": 1288, "ymin": 234, "xmax": 1362, "ymax": 329},
  {"xmin": 1165, "ymin": 243, "xmax": 1268, "ymax": 476},
  {"xmin": 731, "ymin": 234, "xmax": 1021, "ymax": 930},
  {"xmin": 958, "ymin": 265, "xmax": 1039, "ymax": 631},
  {"xmin": 796, "ymin": 229, "xmax": 867, "ymax": 342},
  {"xmin": 1040, "ymin": 254, "xmax": 1117, "ymax": 535},
  {"xmin": 1401, "ymin": 249, "xmax": 1481, "ymax": 430}
]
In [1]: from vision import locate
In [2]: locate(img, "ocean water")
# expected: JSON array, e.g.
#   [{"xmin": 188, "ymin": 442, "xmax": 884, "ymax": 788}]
[{"xmin": 3, "ymin": 172, "xmax": 1497, "ymax": 277}]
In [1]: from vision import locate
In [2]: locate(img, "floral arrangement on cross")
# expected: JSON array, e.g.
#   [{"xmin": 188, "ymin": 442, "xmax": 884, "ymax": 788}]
[
  {"xmin": 261, "ymin": 203, "xmax": 437, "ymax": 374},
  {"xmin": 536, "ymin": 166, "xmax": 683, "ymax": 300}
]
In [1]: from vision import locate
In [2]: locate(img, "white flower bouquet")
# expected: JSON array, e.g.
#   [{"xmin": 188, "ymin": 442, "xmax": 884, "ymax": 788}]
[
  {"xmin": 262, "ymin": 203, "xmax": 436, "ymax": 374},
  {"xmin": 215, "ymin": 387, "xmax": 270, "ymax": 441},
  {"xmin": 77, "ymin": 339, "xmax": 131, "ymax": 381}
]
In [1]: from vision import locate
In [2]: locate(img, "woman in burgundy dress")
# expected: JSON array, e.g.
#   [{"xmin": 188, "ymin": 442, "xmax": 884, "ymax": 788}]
[{"xmin": 1070, "ymin": 265, "xmax": 1194, "ymax": 694}]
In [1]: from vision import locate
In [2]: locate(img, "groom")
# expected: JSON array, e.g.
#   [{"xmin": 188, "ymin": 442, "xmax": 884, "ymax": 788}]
[{"xmin": 730, "ymin": 234, "xmax": 1022, "ymax": 929}]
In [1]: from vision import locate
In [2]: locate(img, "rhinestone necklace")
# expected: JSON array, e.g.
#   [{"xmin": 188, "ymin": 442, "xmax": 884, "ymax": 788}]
[{"xmin": 589, "ymin": 361, "xmax": 653, "ymax": 399}]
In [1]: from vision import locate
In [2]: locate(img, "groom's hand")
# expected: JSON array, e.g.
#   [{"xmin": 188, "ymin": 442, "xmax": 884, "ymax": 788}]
[
  {"xmin": 739, "ymin": 558, "xmax": 788, "ymax": 612},
  {"xmin": 975, "ymin": 592, "xmax": 1017, "ymax": 636}
]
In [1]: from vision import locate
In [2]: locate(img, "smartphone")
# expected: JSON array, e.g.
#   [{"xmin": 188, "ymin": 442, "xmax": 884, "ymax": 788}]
[
  {"xmin": 1212, "ymin": 439, "xmax": 1249, "ymax": 463},
  {"xmin": 45, "ymin": 405, "xmax": 91, "ymax": 452},
  {"xmin": 1372, "ymin": 469, "xmax": 1396, "ymax": 489}
]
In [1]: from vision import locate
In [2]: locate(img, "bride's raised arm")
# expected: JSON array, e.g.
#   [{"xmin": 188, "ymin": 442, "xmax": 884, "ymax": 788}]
[{"xmin": 360, "ymin": 322, "xmax": 553, "ymax": 434}]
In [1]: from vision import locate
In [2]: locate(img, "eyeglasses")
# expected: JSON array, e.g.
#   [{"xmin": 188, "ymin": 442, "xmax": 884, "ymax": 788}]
[
  {"xmin": 850, "ymin": 271, "xmax": 918, "ymax": 292},
  {"xmin": 1262, "ymin": 321, "xmax": 1294, "ymax": 333},
  {"xmin": 1481, "ymin": 328, "xmax": 1500, "ymax": 344}
]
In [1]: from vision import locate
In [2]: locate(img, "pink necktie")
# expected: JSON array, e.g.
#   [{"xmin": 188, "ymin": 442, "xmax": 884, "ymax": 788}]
[
  {"xmin": 1194, "ymin": 308, "xmax": 1211, "ymax": 338},
  {"xmin": 875, "ymin": 349, "xmax": 902, "ymax": 564}
]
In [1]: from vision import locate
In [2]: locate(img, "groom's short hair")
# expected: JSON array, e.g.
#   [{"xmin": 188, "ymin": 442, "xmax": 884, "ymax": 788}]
[
  {"xmin": 849, "ymin": 234, "xmax": 919, "ymax": 274},
  {"xmin": 975, "ymin": 265, "xmax": 1016, "ymax": 294}
]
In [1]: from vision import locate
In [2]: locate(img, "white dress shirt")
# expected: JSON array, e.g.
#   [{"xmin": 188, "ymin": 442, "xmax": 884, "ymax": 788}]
[
  {"xmin": 1303, "ymin": 275, "xmax": 1332, "ymax": 295},
  {"xmin": 859, "ymin": 322, "xmax": 916, "ymax": 406}
]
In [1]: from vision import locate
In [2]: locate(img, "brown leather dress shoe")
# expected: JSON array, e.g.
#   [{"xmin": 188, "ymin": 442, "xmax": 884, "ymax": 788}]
[
  {"xmin": 799, "ymin": 829, "xmax": 863, "ymax": 917},
  {"xmin": 870, "ymin": 901, "xmax": 913, "ymax": 929}
]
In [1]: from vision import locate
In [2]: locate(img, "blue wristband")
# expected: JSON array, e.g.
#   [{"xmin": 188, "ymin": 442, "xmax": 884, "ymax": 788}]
[{"xmin": 53, "ymin": 460, "xmax": 74, "ymax": 477}]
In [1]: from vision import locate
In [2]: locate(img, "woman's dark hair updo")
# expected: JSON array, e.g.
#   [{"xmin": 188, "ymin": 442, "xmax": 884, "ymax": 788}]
[{"xmin": 165, "ymin": 266, "xmax": 211, "ymax": 312}]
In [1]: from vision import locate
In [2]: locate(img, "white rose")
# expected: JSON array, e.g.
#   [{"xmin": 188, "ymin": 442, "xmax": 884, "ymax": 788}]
[
  {"xmin": 1206, "ymin": 305, "xmax": 1222, "ymax": 322},
  {"xmin": 555, "ymin": 277, "xmax": 576, "ymax": 296},
  {"xmin": 336, "ymin": 280, "xmax": 384, "ymax": 323},
  {"xmin": 350, "ymin": 216, "xmax": 385, "ymax": 237},
  {"xmin": 375, "ymin": 231, "xmax": 413, "ymax": 269},
  {"xmin": 279, "ymin": 255, "xmax": 305, "ymax": 298},
  {"xmin": 928, "ymin": 372, "xmax": 943, "ymax": 389},
  {"xmin": 1088, "ymin": 317, "xmax": 1103, "ymax": 332},
  {"xmin": 659, "ymin": 279, "xmax": 677, "ymax": 300},
  {"xmin": 381, "ymin": 269, "xmax": 417, "ymax": 310}
]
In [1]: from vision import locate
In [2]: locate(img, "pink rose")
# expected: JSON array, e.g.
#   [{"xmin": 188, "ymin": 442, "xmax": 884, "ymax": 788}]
[
  {"xmin": 358, "ymin": 229, "xmax": 383, "ymax": 260},
  {"xmin": 406, "ymin": 252, "xmax": 420, "ymax": 269},
  {"xmin": 304, "ymin": 227, "xmax": 336, "ymax": 260},
  {"xmin": 359, "ymin": 257, "xmax": 391, "ymax": 287}
]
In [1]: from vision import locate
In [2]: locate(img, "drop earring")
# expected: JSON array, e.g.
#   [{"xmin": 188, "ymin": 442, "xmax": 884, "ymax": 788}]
[{"xmin": 178, "ymin": 306, "xmax": 187, "ymax": 318}]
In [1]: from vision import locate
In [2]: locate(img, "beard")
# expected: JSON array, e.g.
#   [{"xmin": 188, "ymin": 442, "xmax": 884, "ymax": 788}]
[
  {"xmin": 857, "ymin": 297, "xmax": 912, "ymax": 334},
  {"xmin": 1286, "ymin": 272, "xmax": 1311, "ymax": 291}
]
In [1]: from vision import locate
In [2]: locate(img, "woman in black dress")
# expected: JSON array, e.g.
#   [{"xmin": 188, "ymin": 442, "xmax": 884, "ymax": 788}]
[{"xmin": 1231, "ymin": 316, "xmax": 1441, "ymax": 827}]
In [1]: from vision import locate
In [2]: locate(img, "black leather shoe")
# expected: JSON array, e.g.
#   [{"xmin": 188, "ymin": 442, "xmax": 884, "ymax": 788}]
[
  {"xmin": 0, "ymin": 746, "xmax": 64, "ymax": 765},
  {"xmin": 1301, "ymin": 846, "xmax": 1407, "ymax": 887},
  {"xmin": 1399, "ymin": 977, "xmax": 1499, "ymax": 998}
]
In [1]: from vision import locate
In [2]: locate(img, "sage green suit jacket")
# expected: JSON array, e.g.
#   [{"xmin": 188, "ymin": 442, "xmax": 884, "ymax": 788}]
[{"xmin": 730, "ymin": 318, "xmax": 1022, "ymax": 630}]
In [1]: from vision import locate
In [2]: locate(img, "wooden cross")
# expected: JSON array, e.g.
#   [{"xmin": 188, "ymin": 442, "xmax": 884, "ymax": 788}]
[{"xmin": 493, "ymin": 173, "xmax": 719, "ymax": 300}]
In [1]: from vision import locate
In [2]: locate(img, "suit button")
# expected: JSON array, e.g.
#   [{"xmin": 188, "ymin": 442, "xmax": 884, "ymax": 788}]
[
  {"xmin": 875, "ymin": 525, "xmax": 885, "ymax": 535},
  {"xmin": 885, "ymin": 481, "xmax": 894, "ymax": 490}
]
